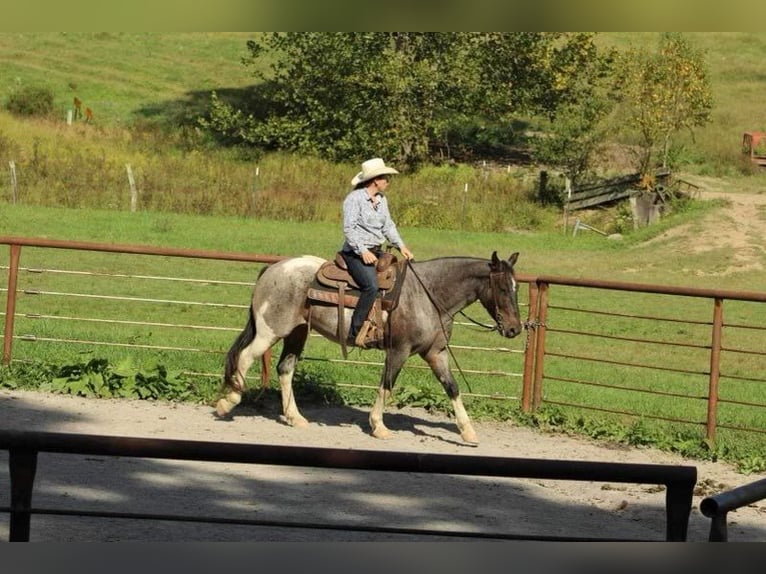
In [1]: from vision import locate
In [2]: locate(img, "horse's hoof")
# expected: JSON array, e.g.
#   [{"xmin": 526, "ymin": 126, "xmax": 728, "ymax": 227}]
[
  {"xmin": 371, "ymin": 427, "xmax": 393, "ymax": 440},
  {"xmin": 288, "ymin": 416, "xmax": 309, "ymax": 428},
  {"xmin": 461, "ymin": 430, "xmax": 479, "ymax": 445},
  {"xmin": 215, "ymin": 399, "xmax": 234, "ymax": 418}
]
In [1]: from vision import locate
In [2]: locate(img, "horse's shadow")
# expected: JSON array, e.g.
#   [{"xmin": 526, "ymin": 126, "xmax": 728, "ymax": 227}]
[{"xmin": 220, "ymin": 392, "xmax": 467, "ymax": 447}]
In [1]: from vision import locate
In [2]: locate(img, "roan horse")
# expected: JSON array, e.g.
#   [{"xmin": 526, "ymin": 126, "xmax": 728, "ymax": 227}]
[{"xmin": 216, "ymin": 251, "xmax": 523, "ymax": 444}]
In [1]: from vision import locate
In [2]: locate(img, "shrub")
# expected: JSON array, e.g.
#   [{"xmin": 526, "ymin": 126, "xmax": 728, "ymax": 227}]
[{"xmin": 6, "ymin": 85, "xmax": 55, "ymax": 117}]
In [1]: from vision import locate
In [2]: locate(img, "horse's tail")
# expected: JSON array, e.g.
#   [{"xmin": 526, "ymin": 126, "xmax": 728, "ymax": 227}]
[{"xmin": 223, "ymin": 304, "xmax": 256, "ymax": 390}]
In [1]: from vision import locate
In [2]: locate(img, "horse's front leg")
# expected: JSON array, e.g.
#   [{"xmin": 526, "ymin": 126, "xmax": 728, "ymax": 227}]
[
  {"xmin": 277, "ymin": 325, "xmax": 309, "ymax": 428},
  {"xmin": 423, "ymin": 347, "xmax": 478, "ymax": 444},
  {"xmin": 369, "ymin": 349, "xmax": 407, "ymax": 439}
]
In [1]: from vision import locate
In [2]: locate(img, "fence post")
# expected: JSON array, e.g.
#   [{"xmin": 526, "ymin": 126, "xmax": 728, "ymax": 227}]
[
  {"xmin": 3, "ymin": 244, "xmax": 21, "ymax": 366},
  {"xmin": 126, "ymin": 164, "xmax": 137, "ymax": 212},
  {"xmin": 461, "ymin": 183, "xmax": 468, "ymax": 229},
  {"xmin": 706, "ymin": 298, "xmax": 723, "ymax": 443},
  {"xmin": 9, "ymin": 448, "xmax": 38, "ymax": 542},
  {"xmin": 9, "ymin": 161, "xmax": 17, "ymax": 204},
  {"xmin": 521, "ymin": 281, "xmax": 539, "ymax": 413},
  {"xmin": 252, "ymin": 166, "xmax": 259, "ymax": 213},
  {"xmin": 532, "ymin": 281, "xmax": 550, "ymax": 410}
]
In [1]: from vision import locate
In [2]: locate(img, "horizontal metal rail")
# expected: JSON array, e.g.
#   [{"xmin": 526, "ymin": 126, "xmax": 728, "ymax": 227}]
[
  {"xmin": 535, "ymin": 274, "xmax": 766, "ymax": 303},
  {"xmin": 700, "ymin": 477, "xmax": 766, "ymax": 541},
  {"xmin": 0, "ymin": 429, "xmax": 697, "ymax": 542}
]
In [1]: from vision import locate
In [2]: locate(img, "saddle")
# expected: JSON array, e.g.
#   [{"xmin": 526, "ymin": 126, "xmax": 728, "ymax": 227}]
[{"xmin": 307, "ymin": 251, "xmax": 406, "ymax": 357}]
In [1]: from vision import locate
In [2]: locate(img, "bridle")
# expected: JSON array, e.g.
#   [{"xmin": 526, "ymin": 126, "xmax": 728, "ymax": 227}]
[{"xmin": 487, "ymin": 268, "xmax": 519, "ymax": 333}]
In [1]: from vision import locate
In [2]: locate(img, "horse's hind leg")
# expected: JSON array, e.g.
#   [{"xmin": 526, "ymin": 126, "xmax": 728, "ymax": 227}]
[
  {"xmin": 277, "ymin": 324, "xmax": 310, "ymax": 427},
  {"xmin": 216, "ymin": 316, "xmax": 275, "ymax": 418},
  {"xmin": 423, "ymin": 348, "xmax": 478, "ymax": 444}
]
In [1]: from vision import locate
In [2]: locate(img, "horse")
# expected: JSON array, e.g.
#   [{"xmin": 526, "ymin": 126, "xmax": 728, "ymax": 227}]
[{"xmin": 215, "ymin": 251, "xmax": 523, "ymax": 444}]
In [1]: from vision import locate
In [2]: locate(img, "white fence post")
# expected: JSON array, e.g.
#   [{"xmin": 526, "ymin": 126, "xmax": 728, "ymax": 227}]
[
  {"xmin": 9, "ymin": 161, "xmax": 17, "ymax": 204},
  {"xmin": 126, "ymin": 164, "xmax": 137, "ymax": 212}
]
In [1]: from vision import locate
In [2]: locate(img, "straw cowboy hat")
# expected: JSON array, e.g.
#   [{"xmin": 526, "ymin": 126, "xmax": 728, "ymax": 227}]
[{"xmin": 351, "ymin": 158, "xmax": 399, "ymax": 187}]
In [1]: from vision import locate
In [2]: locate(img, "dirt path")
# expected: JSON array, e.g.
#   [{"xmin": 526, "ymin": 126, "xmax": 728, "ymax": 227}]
[
  {"xmin": 1, "ymin": 389, "xmax": 764, "ymax": 542},
  {"xmin": 647, "ymin": 178, "xmax": 766, "ymax": 275}
]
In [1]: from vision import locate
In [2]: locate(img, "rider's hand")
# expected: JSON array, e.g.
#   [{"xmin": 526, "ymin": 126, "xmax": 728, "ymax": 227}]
[
  {"xmin": 400, "ymin": 246, "xmax": 414, "ymax": 260},
  {"xmin": 361, "ymin": 249, "xmax": 378, "ymax": 265}
]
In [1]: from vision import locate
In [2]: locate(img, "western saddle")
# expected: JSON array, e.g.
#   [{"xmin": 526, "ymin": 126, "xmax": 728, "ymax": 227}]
[{"xmin": 307, "ymin": 251, "xmax": 406, "ymax": 357}]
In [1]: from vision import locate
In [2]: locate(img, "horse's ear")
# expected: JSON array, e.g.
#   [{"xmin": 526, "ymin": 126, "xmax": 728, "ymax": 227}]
[
  {"xmin": 491, "ymin": 251, "xmax": 500, "ymax": 264},
  {"xmin": 508, "ymin": 252, "xmax": 519, "ymax": 266}
]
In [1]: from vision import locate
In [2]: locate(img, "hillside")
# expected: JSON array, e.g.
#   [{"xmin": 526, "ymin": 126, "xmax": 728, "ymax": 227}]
[
  {"xmin": 0, "ymin": 32, "xmax": 257, "ymax": 126},
  {"xmin": 1, "ymin": 32, "xmax": 766, "ymax": 165},
  {"xmin": 2, "ymin": 31, "xmax": 766, "ymax": 280}
]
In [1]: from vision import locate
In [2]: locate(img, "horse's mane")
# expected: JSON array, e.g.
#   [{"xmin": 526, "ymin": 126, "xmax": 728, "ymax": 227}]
[{"xmin": 413, "ymin": 255, "xmax": 486, "ymax": 265}]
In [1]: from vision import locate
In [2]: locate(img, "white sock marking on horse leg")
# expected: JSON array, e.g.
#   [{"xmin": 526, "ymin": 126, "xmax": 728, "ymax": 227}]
[
  {"xmin": 452, "ymin": 396, "xmax": 478, "ymax": 444},
  {"xmin": 279, "ymin": 371, "xmax": 308, "ymax": 427},
  {"xmin": 215, "ymin": 390, "xmax": 241, "ymax": 417},
  {"xmin": 370, "ymin": 388, "xmax": 392, "ymax": 439},
  {"xmin": 217, "ymin": 311, "xmax": 277, "ymax": 417}
]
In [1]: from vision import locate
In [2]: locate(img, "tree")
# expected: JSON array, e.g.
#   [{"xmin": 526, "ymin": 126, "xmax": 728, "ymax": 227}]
[
  {"xmin": 527, "ymin": 38, "xmax": 618, "ymax": 187},
  {"xmin": 202, "ymin": 33, "xmax": 473, "ymax": 168},
  {"xmin": 614, "ymin": 33, "xmax": 713, "ymax": 176},
  {"xmin": 200, "ymin": 33, "xmax": 621, "ymax": 171}
]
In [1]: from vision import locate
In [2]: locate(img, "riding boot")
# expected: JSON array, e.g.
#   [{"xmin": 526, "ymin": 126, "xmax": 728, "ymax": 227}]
[{"xmin": 354, "ymin": 320, "xmax": 373, "ymax": 348}]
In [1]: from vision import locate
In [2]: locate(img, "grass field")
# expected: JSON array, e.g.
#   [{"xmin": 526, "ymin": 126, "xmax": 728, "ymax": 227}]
[{"xmin": 0, "ymin": 33, "xmax": 257, "ymax": 126}]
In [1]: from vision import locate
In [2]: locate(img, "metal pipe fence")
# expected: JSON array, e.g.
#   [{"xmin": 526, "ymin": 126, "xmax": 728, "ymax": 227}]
[
  {"xmin": 1, "ymin": 236, "xmax": 766, "ymax": 446},
  {"xmin": 524, "ymin": 276, "xmax": 766, "ymax": 445},
  {"xmin": 701, "ymin": 477, "xmax": 766, "ymax": 541},
  {"xmin": 1, "ymin": 236, "xmax": 764, "ymax": 541},
  {"xmin": 0, "ymin": 428, "xmax": 697, "ymax": 542},
  {"xmin": 0, "ymin": 236, "xmax": 527, "ymax": 403}
]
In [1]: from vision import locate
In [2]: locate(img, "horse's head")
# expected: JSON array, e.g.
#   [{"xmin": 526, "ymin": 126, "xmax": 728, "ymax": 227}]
[{"xmin": 483, "ymin": 251, "xmax": 523, "ymax": 339}]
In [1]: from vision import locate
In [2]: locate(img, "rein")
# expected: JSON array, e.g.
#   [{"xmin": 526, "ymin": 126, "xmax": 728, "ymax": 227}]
[
  {"xmin": 406, "ymin": 260, "xmax": 537, "ymax": 393},
  {"xmin": 406, "ymin": 260, "xmax": 501, "ymax": 395}
]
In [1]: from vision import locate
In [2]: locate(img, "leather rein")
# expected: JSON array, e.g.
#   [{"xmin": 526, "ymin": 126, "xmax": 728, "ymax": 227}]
[{"xmin": 406, "ymin": 262, "xmax": 520, "ymax": 393}]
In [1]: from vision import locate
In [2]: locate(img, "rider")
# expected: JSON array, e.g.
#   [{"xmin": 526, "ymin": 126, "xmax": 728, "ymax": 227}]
[{"xmin": 340, "ymin": 158, "xmax": 414, "ymax": 347}]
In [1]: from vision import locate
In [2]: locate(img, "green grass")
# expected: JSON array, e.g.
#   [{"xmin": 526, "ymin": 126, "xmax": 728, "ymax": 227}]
[
  {"xmin": 1, "ymin": 204, "xmax": 765, "ymax": 472},
  {"xmin": 0, "ymin": 33, "xmax": 259, "ymax": 126}
]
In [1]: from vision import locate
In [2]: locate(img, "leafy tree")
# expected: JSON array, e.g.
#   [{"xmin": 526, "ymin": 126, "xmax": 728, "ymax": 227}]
[
  {"xmin": 528, "ymin": 38, "xmax": 618, "ymax": 187},
  {"xmin": 203, "ymin": 33, "xmax": 473, "ymax": 168},
  {"xmin": 614, "ymin": 33, "xmax": 713, "ymax": 176},
  {"xmin": 200, "ymin": 33, "xmax": 616, "ymax": 169},
  {"xmin": 468, "ymin": 33, "xmax": 605, "ymax": 119}
]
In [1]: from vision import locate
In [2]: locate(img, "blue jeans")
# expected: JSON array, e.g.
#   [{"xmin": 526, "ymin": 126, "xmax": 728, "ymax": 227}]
[{"xmin": 341, "ymin": 249, "xmax": 380, "ymax": 337}]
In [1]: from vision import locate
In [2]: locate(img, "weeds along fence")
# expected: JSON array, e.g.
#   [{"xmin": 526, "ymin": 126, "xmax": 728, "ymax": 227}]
[{"xmin": 1, "ymin": 236, "xmax": 766, "ymax": 454}]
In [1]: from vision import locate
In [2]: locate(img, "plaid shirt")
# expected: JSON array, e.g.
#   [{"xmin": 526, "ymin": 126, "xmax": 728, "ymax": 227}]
[{"xmin": 341, "ymin": 188, "xmax": 405, "ymax": 255}]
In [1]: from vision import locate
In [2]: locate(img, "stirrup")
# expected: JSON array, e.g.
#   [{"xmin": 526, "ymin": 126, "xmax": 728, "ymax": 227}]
[{"xmin": 355, "ymin": 320, "xmax": 384, "ymax": 349}]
